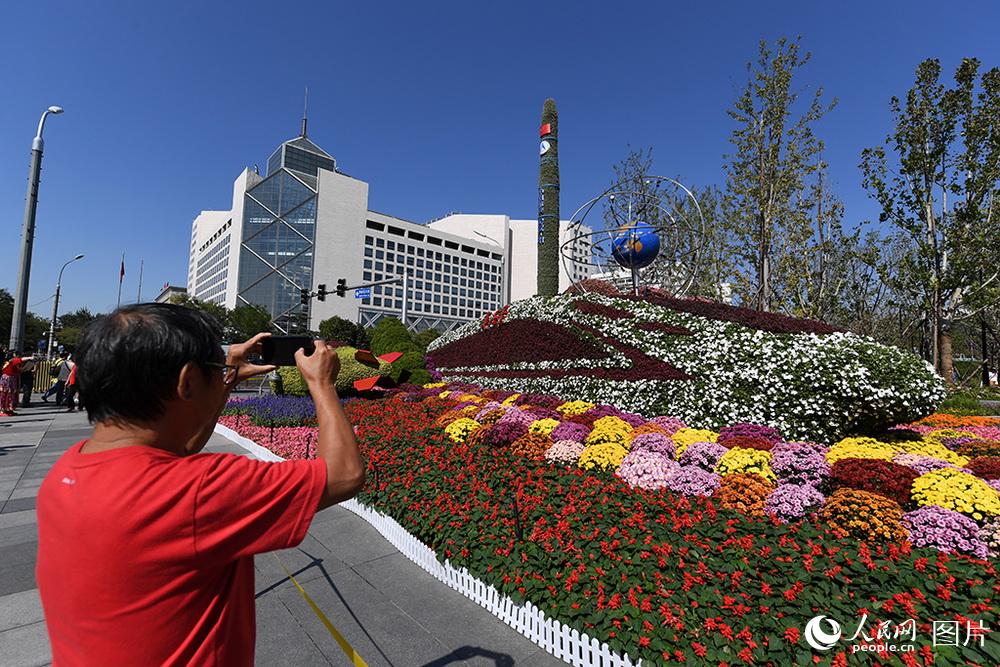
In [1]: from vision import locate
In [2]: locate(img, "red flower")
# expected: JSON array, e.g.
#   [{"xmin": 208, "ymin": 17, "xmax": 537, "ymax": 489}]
[
  {"xmin": 691, "ymin": 643, "xmax": 707, "ymax": 657},
  {"xmin": 783, "ymin": 627, "xmax": 800, "ymax": 644}
]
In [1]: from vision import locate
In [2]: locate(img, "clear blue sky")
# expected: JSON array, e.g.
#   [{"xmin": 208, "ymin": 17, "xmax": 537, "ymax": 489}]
[{"xmin": 2, "ymin": 1, "xmax": 997, "ymax": 315}]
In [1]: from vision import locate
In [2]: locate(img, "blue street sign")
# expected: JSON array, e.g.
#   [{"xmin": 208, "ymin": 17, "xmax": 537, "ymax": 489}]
[{"xmin": 355, "ymin": 287, "xmax": 371, "ymax": 299}]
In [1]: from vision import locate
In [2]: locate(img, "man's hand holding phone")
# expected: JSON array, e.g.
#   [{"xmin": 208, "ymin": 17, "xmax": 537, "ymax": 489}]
[
  {"xmin": 294, "ymin": 339, "xmax": 340, "ymax": 393},
  {"xmin": 226, "ymin": 332, "xmax": 279, "ymax": 386}
]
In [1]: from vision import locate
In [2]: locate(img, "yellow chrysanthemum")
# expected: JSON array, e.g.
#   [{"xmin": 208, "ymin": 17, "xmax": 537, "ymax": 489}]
[
  {"xmin": 714, "ymin": 447, "xmax": 776, "ymax": 483},
  {"xmin": 672, "ymin": 428, "xmax": 719, "ymax": 458},
  {"xmin": 894, "ymin": 439, "xmax": 970, "ymax": 467},
  {"xmin": 444, "ymin": 418, "xmax": 480, "ymax": 444},
  {"xmin": 528, "ymin": 418, "xmax": 561, "ymax": 436},
  {"xmin": 556, "ymin": 400, "xmax": 597, "ymax": 416},
  {"xmin": 501, "ymin": 394, "xmax": 521, "ymax": 407},
  {"xmin": 584, "ymin": 416, "xmax": 633, "ymax": 448},
  {"xmin": 423, "ymin": 382, "xmax": 446, "ymax": 389},
  {"xmin": 911, "ymin": 468, "xmax": 1000, "ymax": 520},
  {"xmin": 578, "ymin": 443, "xmax": 629, "ymax": 472},
  {"xmin": 825, "ymin": 437, "xmax": 898, "ymax": 464}
]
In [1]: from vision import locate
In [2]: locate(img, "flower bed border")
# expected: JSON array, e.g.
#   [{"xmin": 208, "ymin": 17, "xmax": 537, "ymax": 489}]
[{"xmin": 213, "ymin": 423, "xmax": 642, "ymax": 667}]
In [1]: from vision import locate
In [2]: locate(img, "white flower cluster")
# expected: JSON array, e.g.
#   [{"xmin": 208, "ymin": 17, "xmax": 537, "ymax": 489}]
[{"xmin": 429, "ymin": 294, "xmax": 946, "ymax": 441}]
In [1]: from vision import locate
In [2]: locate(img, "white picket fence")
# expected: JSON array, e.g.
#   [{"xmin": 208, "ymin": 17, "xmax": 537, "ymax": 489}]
[{"xmin": 214, "ymin": 423, "xmax": 643, "ymax": 667}]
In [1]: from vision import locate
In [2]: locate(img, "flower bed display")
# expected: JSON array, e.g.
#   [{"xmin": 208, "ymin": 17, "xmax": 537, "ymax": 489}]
[
  {"xmin": 219, "ymin": 393, "xmax": 999, "ymax": 666},
  {"xmin": 425, "ymin": 292, "xmax": 945, "ymax": 441}
]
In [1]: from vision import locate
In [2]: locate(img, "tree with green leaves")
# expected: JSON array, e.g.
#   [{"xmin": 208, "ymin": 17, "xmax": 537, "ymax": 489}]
[
  {"xmin": 318, "ymin": 316, "xmax": 368, "ymax": 348},
  {"xmin": 537, "ymin": 99, "xmax": 560, "ymax": 297},
  {"xmin": 227, "ymin": 304, "xmax": 274, "ymax": 342},
  {"xmin": 861, "ymin": 57, "xmax": 1000, "ymax": 383},
  {"xmin": 724, "ymin": 37, "xmax": 836, "ymax": 312}
]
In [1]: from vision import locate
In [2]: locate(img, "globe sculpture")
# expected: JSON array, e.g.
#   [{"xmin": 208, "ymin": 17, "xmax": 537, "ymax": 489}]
[
  {"xmin": 611, "ymin": 222, "xmax": 660, "ymax": 270},
  {"xmin": 560, "ymin": 176, "xmax": 705, "ymax": 296}
]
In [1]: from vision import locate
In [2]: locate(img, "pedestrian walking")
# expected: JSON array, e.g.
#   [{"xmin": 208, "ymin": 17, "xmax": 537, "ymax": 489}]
[
  {"xmin": 19, "ymin": 354, "xmax": 37, "ymax": 408},
  {"xmin": 37, "ymin": 304, "xmax": 363, "ymax": 665},
  {"xmin": 1, "ymin": 352, "xmax": 24, "ymax": 415},
  {"xmin": 62, "ymin": 362, "xmax": 80, "ymax": 412},
  {"xmin": 42, "ymin": 352, "xmax": 71, "ymax": 405}
]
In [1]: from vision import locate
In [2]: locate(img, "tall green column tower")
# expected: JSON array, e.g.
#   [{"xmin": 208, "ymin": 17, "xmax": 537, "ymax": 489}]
[{"xmin": 537, "ymin": 99, "xmax": 560, "ymax": 297}]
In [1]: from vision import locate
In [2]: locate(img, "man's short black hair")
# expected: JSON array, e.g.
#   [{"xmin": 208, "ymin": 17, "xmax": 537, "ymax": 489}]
[{"xmin": 76, "ymin": 303, "xmax": 223, "ymax": 423}]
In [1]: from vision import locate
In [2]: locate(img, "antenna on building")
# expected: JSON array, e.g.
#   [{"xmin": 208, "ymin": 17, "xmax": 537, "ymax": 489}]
[{"xmin": 300, "ymin": 86, "xmax": 309, "ymax": 137}]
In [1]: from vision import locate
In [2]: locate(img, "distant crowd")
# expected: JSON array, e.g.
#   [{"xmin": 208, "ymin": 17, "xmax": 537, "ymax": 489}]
[{"xmin": 0, "ymin": 349, "xmax": 82, "ymax": 415}]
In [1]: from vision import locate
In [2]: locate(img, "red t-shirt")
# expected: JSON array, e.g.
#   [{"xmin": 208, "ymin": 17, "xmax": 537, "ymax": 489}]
[
  {"xmin": 3, "ymin": 357, "xmax": 23, "ymax": 376},
  {"xmin": 36, "ymin": 442, "xmax": 327, "ymax": 666}
]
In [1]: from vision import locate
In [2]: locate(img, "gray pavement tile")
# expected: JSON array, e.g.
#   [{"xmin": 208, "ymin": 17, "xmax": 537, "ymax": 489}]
[
  {"xmin": 14, "ymin": 480, "xmax": 43, "ymax": 491},
  {"xmin": 0, "ymin": 619, "xmax": 50, "ymax": 667},
  {"xmin": 0, "ymin": 509, "xmax": 36, "ymax": 529},
  {"xmin": 308, "ymin": 513, "xmax": 398, "ymax": 567},
  {"xmin": 516, "ymin": 650, "xmax": 576, "ymax": 667},
  {"xmin": 0, "ymin": 522, "xmax": 37, "ymax": 548},
  {"xmin": 0, "ymin": 589, "xmax": 44, "ymax": 633},
  {"xmin": 0, "ymin": 540, "xmax": 38, "ymax": 569},
  {"xmin": 2, "ymin": 497, "xmax": 37, "ymax": 513},
  {"xmin": 353, "ymin": 553, "xmax": 542, "ymax": 663},
  {"xmin": 277, "ymin": 569, "xmax": 448, "ymax": 667},
  {"xmin": 8, "ymin": 487, "xmax": 39, "ymax": 500},
  {"xmin": 0, "ymin": 562, "xmax": 37, "ymax": 597},
  {"xmin": 254, "ymin": 594, "xmax": 336, "ymax": 667},
  {"xmin": 254, "ymin": 534, "xmax": 351, "ymax": 597}
]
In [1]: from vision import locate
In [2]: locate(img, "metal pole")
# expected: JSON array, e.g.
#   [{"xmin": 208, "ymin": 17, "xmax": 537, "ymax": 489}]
[
  {"xmin": 137, "ymin": 259, "xmax": 144, "ymax": 303},
  {"xmin": 47, "ymin": 283, "xmax": 61, "ymax": 359},
  {"xmin": 11, "ymin": 107, "xmax": 62, "ymax": 352},
  {"xmin": 47, "ymin": 255, "xmax": 83, "ymax": 358}
]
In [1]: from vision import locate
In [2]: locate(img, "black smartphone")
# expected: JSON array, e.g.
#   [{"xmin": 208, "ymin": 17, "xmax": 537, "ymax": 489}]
[{"xmin": 260, "ymin": 336, "xmax": 315, "ymax": 366}]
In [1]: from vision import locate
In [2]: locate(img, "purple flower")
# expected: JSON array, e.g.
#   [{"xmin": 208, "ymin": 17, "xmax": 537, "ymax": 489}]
[
  {"xmin": 891, "ymin": 453, "xmax": 964, "ymax": 476},
  {"xmin": 497, "ymin": 409, "xmax": 534, "ymax": 428},
  {"xmin": 618, "ymin": 411, "xmax": 648, "ymax": 428},
  {"xmin": 765, "ymin": 484, "xmax": 825, "ymax": 523},
  {"xmin": 718, "ymin": 423, "xmax": 783, "ymax": 445},
  {"xmin": 616, "ymin": 450, "xmax": 679, "ymax": 490},
  {"xmin": 523, "ymin": 406, "xmax": 562, "ymax": 422},
  {"xmin": 771, "ymin": 441, "xmax": 825, "ymax": 456},
  {"xmin": 474, "ymin": 401, "xmax": 504, "ymax": 421},
  {"xmin": 663, "ymin": 466, "xmax": 721, "ymax": 497},
  {"xmin": 551, "ymin": 421, "xmax": 591, "ymax": 443},
  {"xmin": 771, "ymin": 446, "xmax": 829, "ymax": 487},
  {"xmin": 485, "ymin": 420, "xmax": 529, "ymax": 447},
  {"xmin": 630, "ymin": 433, "xmax": 676, "ymax": 458},
  {"xmin": 648, "ymin": 416, "xmax": 687, "ymax": 434},
  {"xmin": 679, "ymin": 441, "xmax": 728, "ymax": 471},
  {"xmin": 902, "ymin": 505, "xmax": 990, "ymax": 559},
  {"xmin": 988, "ymin": 479, "xmax": 1000, "ymax": 494}
]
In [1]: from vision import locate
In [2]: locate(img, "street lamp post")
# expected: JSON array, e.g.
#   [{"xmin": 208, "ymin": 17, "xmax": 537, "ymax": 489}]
[
  {"xmin": 10, "ymin": 106, "xmax": 64, "ymax": 353},
  {"xmin": 473, "ymin": 230, "xmax": 509, "ymax": 307},
  {"xmin": 47, "ymin": 254, "xmax": 85, "ymax": 359}
]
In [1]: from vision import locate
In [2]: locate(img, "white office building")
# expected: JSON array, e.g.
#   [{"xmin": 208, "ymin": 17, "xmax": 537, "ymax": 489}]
[{"xmin": 188, "ymin": 129, "xmax": 591, "ymax": 333}]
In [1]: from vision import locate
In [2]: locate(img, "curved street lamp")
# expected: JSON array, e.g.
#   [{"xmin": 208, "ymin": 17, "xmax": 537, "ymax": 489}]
[
  {"xmin": 47, "ymin": 254, "xmax": 85, "ymax": 358},
  {"xmin": 10, "ymin": 106, "xmax": 65, "ymax": 352}
]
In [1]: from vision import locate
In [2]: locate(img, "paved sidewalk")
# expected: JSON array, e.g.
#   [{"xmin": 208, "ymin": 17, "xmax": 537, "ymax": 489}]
[{"xmin": 0, "ymin": 406, "xmax": 565, "ymax": 667}]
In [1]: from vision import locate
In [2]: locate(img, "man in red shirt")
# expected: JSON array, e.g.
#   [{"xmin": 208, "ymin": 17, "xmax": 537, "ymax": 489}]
[{"xmin": 36, "ymin": 303, "xmax": 365, "ymax": 665}]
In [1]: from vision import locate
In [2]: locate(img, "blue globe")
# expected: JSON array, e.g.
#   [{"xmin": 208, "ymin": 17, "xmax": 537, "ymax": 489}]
[{"xmin": 611, "ymin": 223, "xmax": 660, "ymax": 269}]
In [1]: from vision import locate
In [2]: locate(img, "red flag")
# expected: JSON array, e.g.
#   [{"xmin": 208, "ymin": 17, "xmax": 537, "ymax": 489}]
[{"xmin": 539, "ymin": 123, "xmax": 552, "ymax": 137}]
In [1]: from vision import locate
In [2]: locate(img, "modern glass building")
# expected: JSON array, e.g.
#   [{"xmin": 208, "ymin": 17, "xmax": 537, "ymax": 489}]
[
  {"xmin": 235, "ymin": 137, "xmax": 331, "ymax": 332},
  {"xmin": 188, "ymin": 128, "xmax": 592, "ymax": 333}
]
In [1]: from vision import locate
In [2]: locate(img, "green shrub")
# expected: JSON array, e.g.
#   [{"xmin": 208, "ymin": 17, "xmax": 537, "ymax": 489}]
[
  {"xmin": 939, "ymin": 390, "xmax": 996, "ymax": 416},
  {"xmin": 370, "ymin": 317, "xmax": 420, "ymax": 356},
  {"xmin": 275, "ymin": 346, "xmax": 393, "ymax": 396}
]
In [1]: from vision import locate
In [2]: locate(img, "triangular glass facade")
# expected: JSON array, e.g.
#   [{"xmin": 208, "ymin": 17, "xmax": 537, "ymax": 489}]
[{"xmin": 237, "ymin": 167, "xmax": 318, "ymax": 332}]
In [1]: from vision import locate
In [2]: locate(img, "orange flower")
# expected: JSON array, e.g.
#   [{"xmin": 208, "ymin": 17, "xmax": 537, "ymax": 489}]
[
  {"xmin": 714, "ymin": 473, "xmax": 774, "ymax": 516},
  {"xmin": 817, "ymin": 488, "xmax": 907, "ymax": 543},
  {"xmin": 914, "ymin": 413, "xmax": 1000, "ymax": 428},
  {"xmin": 510, "ymin": 432, "xmax": 553, "ymax": 460}
]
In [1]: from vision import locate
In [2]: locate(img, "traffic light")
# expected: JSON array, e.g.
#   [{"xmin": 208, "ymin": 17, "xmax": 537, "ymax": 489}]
[
  {"xmin": 317, "ymin": 284, "xmax": 327, "ymax": 302},
  {"xmin": 300, "ymin": 288, "xmax": 309, "ymax": 305},
  {"xmin": 336, "ymin": 278, "xmax": 347, "ymax": 298}
]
